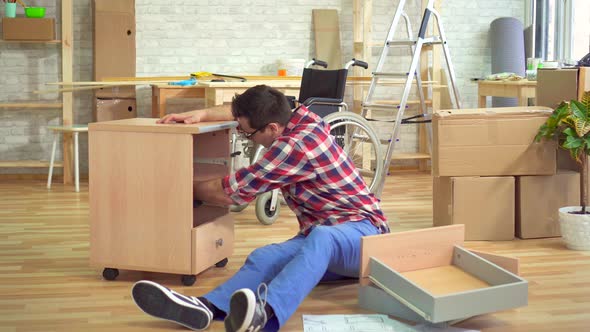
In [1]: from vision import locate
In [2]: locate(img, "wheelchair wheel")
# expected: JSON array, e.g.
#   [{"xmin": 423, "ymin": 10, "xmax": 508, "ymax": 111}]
[
  {"xmin": 255, "ymin": 191, "xmax": 281, "ymax": 225},
  {"xmin": 323, "ymin": 112, "xmax": 384, "ymax": 193}
]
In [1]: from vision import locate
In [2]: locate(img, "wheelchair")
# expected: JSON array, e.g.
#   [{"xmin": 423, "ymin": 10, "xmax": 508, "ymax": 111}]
[{"xmin": 231, "ymin": 58, "xmax": 384, "ymax": 225}]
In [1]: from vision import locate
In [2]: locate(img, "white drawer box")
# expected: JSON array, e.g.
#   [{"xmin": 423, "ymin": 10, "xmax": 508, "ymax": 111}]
[{"xmin": 358, "ymin": 225, "xmax": 528, "ymax": 324}]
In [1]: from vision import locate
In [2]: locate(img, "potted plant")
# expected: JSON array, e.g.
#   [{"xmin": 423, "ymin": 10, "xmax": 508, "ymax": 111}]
[{"xmin": 535, "ymin": 91, "xmax": 590, "ymax": 250}]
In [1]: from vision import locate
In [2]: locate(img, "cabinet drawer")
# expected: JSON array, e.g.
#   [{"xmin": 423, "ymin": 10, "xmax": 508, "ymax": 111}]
[{"xmin": 191, "ymin": 214, "xmax": 234, "ymax": 274}]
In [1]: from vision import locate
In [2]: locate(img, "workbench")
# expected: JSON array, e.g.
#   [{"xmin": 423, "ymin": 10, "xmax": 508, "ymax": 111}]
[
  {"xmin": 149, "ymin": 76, "xmax": 379, "ymax": 118},
  {"xmin": 477, "ymin": 79, "xmax": 537, "ymax": 107},
  {"xmin": 88, "ymin": 117, "xmax": 237, "ymax": 285},
  {"xmin": 151, "ymin": 79, "xmax": 301, "ymax": 118}
]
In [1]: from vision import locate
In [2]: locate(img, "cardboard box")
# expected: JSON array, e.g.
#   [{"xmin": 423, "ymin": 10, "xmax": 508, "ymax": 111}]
[
  {"xmin": 432, "ymin": 106, "xmax": 556, "ymax": 177},
  {"xmin": 93, "ymin": 0, "xmax": 136, "ymax": 98},
  {"xmin": 536, "ymin": 68, "xmax": 579, "ymax": 109},
  {"xmin": 516, "ymin": 170, "xmax": 580, "ymax": 239},
  {"xmin": 557, "ymin": 148, "xmax": 579, "ymax": 171},
  {"xmin": 433, "ymin": 176, "xmax": 515, "ymax": 241},
  {"xmin": 2, "ymin": 18, "xmax": 55, "ymax": 41},
  {"xmin": 557, "ymin": 148, "xmax": 590, "ymax": 192},
  {"xmin": 94, "ymin": 98, "xmax": 137, "ymax": 122},
  {"xmin": 358, "ymin": 225, "xmax": 528, "ymax": 324}
]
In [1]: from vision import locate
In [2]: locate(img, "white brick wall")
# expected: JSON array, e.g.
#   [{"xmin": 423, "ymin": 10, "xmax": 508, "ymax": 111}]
[{"xmin": 0, "ymin": 0, "xmax": 523, "ymax": 173}]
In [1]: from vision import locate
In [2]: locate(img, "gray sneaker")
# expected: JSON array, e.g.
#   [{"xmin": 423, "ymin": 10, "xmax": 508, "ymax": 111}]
[
  {"xmin": 224, "ymin": 283, "xmax": 269, "ymax": 332},
  {"xmin": 132, "ymin": 280, "xmax": 213, "ymax": 331}
]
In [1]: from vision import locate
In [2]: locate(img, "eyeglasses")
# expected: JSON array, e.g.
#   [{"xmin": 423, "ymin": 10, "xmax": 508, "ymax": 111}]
[{"xmin": 237, "ymin": 124, "xmax": 268, "ymax": 140}]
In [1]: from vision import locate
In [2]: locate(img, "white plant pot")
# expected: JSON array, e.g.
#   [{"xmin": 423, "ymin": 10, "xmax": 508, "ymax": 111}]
[{"xmin": 558, "ymin": 206, "xmax": 590, "ymax": 250}]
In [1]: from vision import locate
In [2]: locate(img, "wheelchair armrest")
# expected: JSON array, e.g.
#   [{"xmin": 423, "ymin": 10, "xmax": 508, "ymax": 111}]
[{"xmin": 302, "ymin": 97, "xmax": 344, "ymax": 106}]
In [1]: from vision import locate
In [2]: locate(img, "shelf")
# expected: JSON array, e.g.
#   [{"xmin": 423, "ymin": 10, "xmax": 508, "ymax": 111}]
[
  {"xmin": 0, "ymin": 40, "xmax": 61, "ymax": 44},
  {"xmin": 0, "ymin": 102, "xmax": 63, "ymax": 109},
  {"xmin": 391, "ymin": 153, "xmax": 431, "ymax": 160},
  {"xmin": 0, "ymin": 160, "xmax": 63, "ymax": 168},
  {"xmin": 373, "ymin": 99, "xmax": 433, "ymax": 106}
]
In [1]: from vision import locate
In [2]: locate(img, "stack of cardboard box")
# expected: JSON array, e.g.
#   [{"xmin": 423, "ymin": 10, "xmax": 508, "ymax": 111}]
[{"xmin": 432, "ymin": 106, "xmax": 580, "ymax": 240}]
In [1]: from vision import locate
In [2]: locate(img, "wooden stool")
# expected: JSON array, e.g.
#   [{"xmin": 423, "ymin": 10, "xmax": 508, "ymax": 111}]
[{"xmin": 47, "ymin": 125, "xmax": 88, "ymax": 192}]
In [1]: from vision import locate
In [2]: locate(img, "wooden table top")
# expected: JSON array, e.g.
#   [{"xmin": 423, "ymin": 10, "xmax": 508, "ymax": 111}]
[
  {"xmin": 89, "ymin": 117, "xmax": 237, "ymax": 134},
  {"xmin": 477, "ymin": 79, "xmax": 537, "ymax": 86}
]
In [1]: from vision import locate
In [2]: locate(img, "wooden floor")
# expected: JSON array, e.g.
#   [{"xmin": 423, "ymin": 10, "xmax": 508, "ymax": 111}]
[{"xmin": 1, "ymin": 171, "xmax": 590, "ymax": 332}]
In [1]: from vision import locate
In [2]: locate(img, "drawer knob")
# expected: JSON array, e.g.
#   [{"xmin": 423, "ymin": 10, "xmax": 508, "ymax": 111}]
[{"xmin": 216, "ymin": 238, "xmax": 224, "ymax": 247}]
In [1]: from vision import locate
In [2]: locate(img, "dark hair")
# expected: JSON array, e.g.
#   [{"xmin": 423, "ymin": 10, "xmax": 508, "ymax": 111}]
[{"xmin": 231, "ymin": 85, "xmax": 292, "ymax": 129}]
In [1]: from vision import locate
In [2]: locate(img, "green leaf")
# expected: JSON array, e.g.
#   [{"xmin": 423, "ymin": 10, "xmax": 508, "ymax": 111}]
[
  {"xmin": 571, "ymin": 100, "xmax": 587, "ymax": 120},
  {"xmin": 563, "ymin": 144, "xmax": 583, "ymax": 162},
  {"xmin": 563, "ymin": 127, "xmax": 576, "ymax": 137},
  {"xmin": 564, "ymin": 136, "xmax": 583, "ymax": 149},
  {"xmin": 575, "ymin": 118, "xmax": 590, "ymax": 137}
]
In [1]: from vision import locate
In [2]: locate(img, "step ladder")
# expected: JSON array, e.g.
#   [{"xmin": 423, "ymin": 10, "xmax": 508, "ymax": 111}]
[{"xmin": 362, "ymin": 0, "xmax": 462, "ymax": 197}]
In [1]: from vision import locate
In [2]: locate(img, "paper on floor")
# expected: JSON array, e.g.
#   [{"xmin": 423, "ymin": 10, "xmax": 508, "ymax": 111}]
[{"xmin": 302, "ymin": 314, "xmax": 480, "ymax": 332}]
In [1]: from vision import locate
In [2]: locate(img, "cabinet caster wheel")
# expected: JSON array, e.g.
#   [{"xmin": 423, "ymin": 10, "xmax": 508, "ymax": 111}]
[
  {"xmin": 181, "ymin": 275, "xmax": 196, "ymax": 286},
  {"xmin": 215, "ymin": 258, "xmax": 229, "ymax": 268},
  {"xmin": 102, "ymin": 268, "xmax": 119, "ymax": 281}
]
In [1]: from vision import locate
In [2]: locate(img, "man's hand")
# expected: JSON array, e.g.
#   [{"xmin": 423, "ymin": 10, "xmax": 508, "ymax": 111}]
[
  {"xmin": 157, "ymin": 106, "xmax": 233, "ymax": 124},
  {"xmin": 157, "ymin": 112, "xmax": 204, "ymax": 124},
  {"xmin": 194, "ymin": 178, "xmax": 235, "ymax": 206}
]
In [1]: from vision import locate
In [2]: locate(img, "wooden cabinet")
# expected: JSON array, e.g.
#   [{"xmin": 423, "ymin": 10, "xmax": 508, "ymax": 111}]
[{"xmin": 88, "ymin": 118, "xmax": 237, "ymax": 285}]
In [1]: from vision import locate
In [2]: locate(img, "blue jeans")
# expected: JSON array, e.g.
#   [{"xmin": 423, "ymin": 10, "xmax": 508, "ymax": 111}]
[{"xmin": 203, "ymin": 219, "xmax": 380, "ymax": 331}]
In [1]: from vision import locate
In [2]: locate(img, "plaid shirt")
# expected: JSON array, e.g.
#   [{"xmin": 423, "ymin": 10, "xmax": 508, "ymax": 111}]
[{"xmin": 222, "ymin": 106, "xmax": 389, "ymax": 236}]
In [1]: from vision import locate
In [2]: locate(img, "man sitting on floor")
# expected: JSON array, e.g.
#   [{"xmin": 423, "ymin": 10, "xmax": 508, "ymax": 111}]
[{"xmin": 131, "ymin": 85, "xmax": 389, "ymax": 332}]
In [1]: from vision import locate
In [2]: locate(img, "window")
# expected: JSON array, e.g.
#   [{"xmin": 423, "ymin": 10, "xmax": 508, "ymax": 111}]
[
  {"xmin": 525, "ymin": 0, "xmax": 590, "ymax": 62},
  {"xmin": 571, "ymin": 0, "xmax": 590, "ymax": 61}
]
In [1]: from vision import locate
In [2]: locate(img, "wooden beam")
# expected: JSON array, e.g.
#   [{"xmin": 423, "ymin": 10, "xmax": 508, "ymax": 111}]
[{"xmin": 61, "ymin": 0, "xmax": 74, "ymax": 185}]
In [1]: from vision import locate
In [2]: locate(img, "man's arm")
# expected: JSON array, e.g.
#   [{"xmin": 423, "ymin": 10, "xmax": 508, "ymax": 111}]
[
  {"xmin": 193, "ymin": 178, "xmax": 234, "ymax": 206},
  {"xmin": 158, "ymin": 105, "xmax": 234, "ymax": 124}
]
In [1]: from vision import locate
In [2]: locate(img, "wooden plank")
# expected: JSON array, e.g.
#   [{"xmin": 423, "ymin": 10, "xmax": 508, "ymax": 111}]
[
  {"xmin": 360, "ymin": 224, "xmax": 464, "ymax": 278},
  {"xmin": 373, "ymin": 99, "xmax": 433, "ymax": 105},
  {"xmin": 0, "ymin": 160, "xmax": 63, "ymax": 168},
  {"xmin": 419, "ymin": 18, "xmax": 430, "ymax": 172},
  {"xmin": 89, "ymin": 118, "xmax": 236, "ymax": 135},
  {"xmin": 391, "ymin": 153, "xmax": 431, "ymax": 160},
  {"xmin": 61, "ymin": 0, "xmax": 74, "ymax": 185},
  {"xmin": 0, "ymin": 103, "xmax": 62, "ymax": 109},
  {"xmin": 35, "ymin": 85, "xmax": 113, "ymax": 94},
  {"xmin": 102, "ymin": 75, "xmax": 302, "ymax": 82},
  {"xmin": 352, "ymin": 0, "xmax": 372, "ymax": 115},
  {"xmin": 47, "ymin": 81, "xmax": 173, "ymax": 86},
  {"xmin": 0, "ymin": 40, "xmax": 61, "ymax": 44},
  {"xmin": 312, "ymin": 9, "xmax": 342, "ymax": 69}
]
